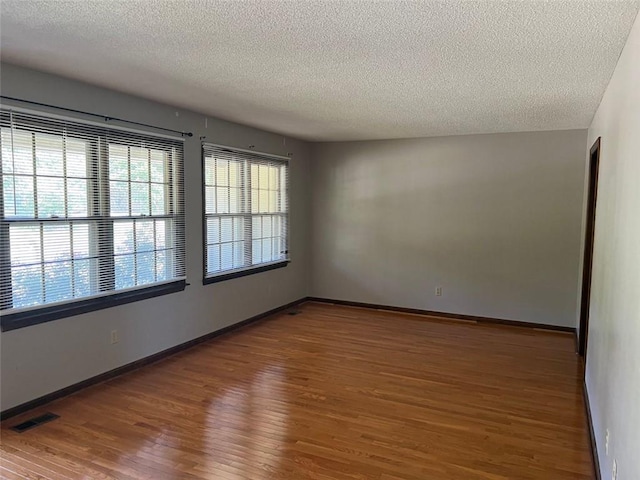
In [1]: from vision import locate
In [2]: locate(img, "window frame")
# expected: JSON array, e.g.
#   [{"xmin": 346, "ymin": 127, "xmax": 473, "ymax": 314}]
[
  {"xmin": 201, "ymin": 144, "xmax": 290, "ymax": 285},
  {"xmin": 0, "ymin": 109, "xmax": 186, "ymax": 332}
]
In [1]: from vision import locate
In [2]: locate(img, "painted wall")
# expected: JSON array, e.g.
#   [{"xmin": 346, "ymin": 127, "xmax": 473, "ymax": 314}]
[
  {"xmin": 584, "ymin": 12, "xmax": 640, "ymax": 480},
  {"xmin": 310, "ymin": 130, "xmax": 587, "ymax": 327},
  {"xmin": 0, "ymin": 64, "xmax": 312, "ymax": 411}
]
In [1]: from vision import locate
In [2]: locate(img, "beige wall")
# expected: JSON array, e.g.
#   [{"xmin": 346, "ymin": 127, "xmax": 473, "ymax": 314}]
[
  {"xmin": 0, "ymin": 64, "xmax": 312, "ymax": 411},
  {"xmin": 310, "ymin": 130, "xmax": 587, "ymax": 327},
  {"xmin": 584, "ymin": 12, "xmax": 640, "ymax": 480}
]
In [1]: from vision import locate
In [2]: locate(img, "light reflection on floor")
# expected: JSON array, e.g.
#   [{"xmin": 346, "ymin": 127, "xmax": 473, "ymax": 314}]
[{"xmin": 200, "ymin": 365, "xmax": 288, "ymax": 479}]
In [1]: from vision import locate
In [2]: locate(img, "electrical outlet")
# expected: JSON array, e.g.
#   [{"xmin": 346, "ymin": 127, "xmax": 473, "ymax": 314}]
[
  {"xmin": 110, "ymin": 330, "xmax": 119, "ymax": 345},
  {"xmin": 435, "ymin": 286, "xmax": 443, "ymax": 297},
  {"xmin": 606, "ymin": 429, "xmax": 610, "ymax": 455},
  {"xmin": 612, "ymin": 459, "xmax": 617, "ymax": 480}
]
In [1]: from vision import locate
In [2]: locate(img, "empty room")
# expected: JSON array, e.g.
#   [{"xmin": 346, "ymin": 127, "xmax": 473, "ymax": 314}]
[{"xmin": 0, "ymin": 1, "xmax": 638, "ymax": 479}]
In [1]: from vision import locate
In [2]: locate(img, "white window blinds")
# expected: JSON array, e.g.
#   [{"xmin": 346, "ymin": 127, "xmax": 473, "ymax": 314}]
[
  {"xmin": 202, "ymin": 144, "xmax": 289, "ymax": 280},
  {"xmin": 0, "ymin": 110, "xmax": 186, "ymax": 316}
]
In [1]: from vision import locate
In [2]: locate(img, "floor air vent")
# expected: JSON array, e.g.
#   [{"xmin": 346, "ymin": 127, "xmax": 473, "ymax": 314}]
[
  {"xmin": 11, "ymin": 412, "xmax": 60, "ymax": 433},
  {"xmin": 288, "ymin": 310, "xmax": 300, "ymax": 315}
]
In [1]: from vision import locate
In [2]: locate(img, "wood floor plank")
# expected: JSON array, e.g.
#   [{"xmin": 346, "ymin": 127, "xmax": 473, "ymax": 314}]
[{"xmin": 1, "ymin": 302, "xmax": 594, "ymax": 479}]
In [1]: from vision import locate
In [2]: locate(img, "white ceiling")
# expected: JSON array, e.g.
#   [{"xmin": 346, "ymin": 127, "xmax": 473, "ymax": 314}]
[{"xmin": 1, "ymin": 1, "xmax": 638, "ymax": 142}]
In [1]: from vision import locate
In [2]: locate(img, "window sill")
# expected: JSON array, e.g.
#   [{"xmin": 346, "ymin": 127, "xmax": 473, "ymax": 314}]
[
  {"xmin": 0, "ymin": 280, "xmax": 187, "ymax": 332},
  {"xmin": 203, "ymin": 260, "xmax": 290, "ymax": 285}
]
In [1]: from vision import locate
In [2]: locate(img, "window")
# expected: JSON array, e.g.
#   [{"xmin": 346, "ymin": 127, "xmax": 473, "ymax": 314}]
[
  {"xmin": 0, "ymin": 110, "xmax": 186, "ymax": 331},
  {"xmin": 202, "ymin": 144, "xmax": 289, "ymax": 283}
]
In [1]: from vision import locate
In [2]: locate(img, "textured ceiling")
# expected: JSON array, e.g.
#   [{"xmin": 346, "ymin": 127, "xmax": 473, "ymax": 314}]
[{"xmin": 1, "ymin": 1, "xmax": 639, "ymax": 142}]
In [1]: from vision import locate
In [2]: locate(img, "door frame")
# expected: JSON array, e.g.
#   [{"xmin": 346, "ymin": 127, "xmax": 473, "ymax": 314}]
[{"xmin": 578, "ymin": 137, "xmax": 601, "ymax": 358}]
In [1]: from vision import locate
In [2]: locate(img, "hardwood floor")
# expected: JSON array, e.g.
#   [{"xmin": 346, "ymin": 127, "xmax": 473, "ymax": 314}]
[{"xmin": 0, "ymin": 302, "xmax": 594, "ymax": 479}]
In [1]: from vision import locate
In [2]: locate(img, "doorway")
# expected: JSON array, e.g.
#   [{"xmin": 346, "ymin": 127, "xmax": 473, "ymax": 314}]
[{"xmin": 578, "ymin": 137, "xmax": 601, "ymax": 358}]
